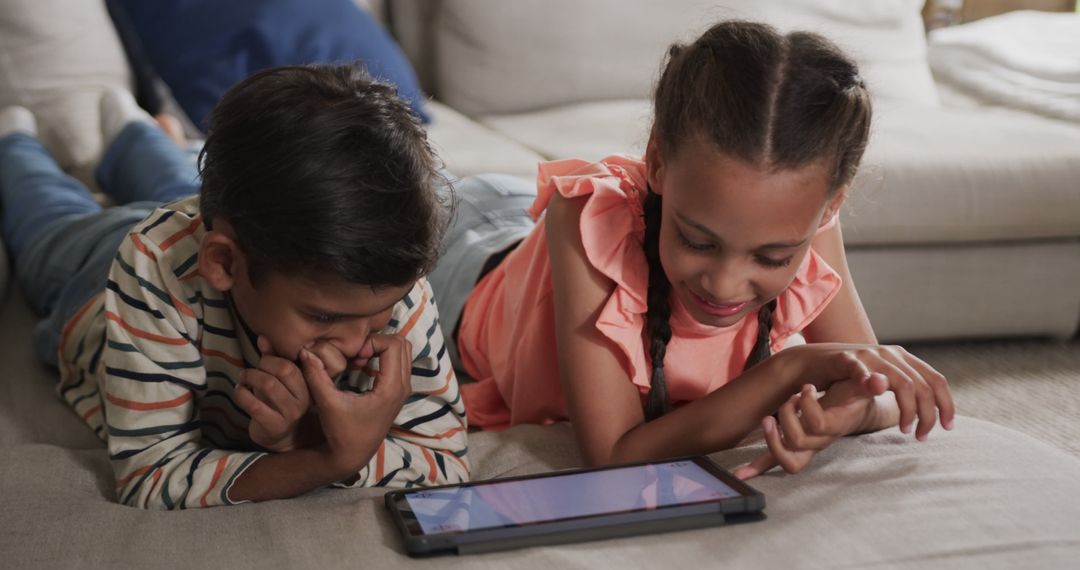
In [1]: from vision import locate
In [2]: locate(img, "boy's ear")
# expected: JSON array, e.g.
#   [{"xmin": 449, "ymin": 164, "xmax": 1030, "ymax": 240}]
[
  {"xmin": 198, "ymin": 230, "xmax": 240, "ymax": 292},
  {"xmin": 645, "ymin": 134, "xmax": 667, "ymax": 195},
  {"xmin": 820, "ymin": 185, "xmax": 849, "ymax": 228}
]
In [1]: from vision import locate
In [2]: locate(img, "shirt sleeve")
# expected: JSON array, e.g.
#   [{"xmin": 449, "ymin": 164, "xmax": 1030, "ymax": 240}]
[
  {"xmin": 334, "ymin": 279, "xmax": 470, "ymax": 488},
  {"xmin": 102, "ymin": 231, "xmax": 264, "ymax": 509}
]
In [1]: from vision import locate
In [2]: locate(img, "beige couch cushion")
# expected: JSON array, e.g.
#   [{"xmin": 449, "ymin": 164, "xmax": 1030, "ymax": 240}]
[
  {"xmin": 3, "ymin": 290, "xmax": 1080, "ymax": 567},
  {"xmin": 477, "ymin": 100, "xmax": 1080, "ymax": 246},
  {"xmin": 399, "ymin": 0, "xmax": 937, "ymax": 117},
  {"xmin": 0, "ymin": 0, "xmax": 131, "ymax": 181},
  {"xmin": 850, "ymin": 240, "xmax": 1080, "ymax": 342},
  {"xmin": 425, "ymin": 101, "xmax": 545, "ymax": 179},
  {"xmin": 480, "ymin": 99, "xmax": 652, "ymax": 164},
  {"xmin": 845, "ymin": 104, "xmax": 1080, "ymax": 245}
]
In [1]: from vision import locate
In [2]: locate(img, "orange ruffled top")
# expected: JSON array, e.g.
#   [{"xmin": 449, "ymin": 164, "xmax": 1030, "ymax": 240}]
[{"xmin": 458, "ymin": 155, "xmax": 841, "ymax": 430}]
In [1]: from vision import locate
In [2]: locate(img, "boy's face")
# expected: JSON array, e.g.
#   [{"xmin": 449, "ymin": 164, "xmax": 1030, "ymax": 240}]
[
  {"xmin": 230, "ymin": 269, "xmax": 413, "ymax": 364},
  {"xmin": 198, "ymin": 219, "xmax": 413, "ymax": 364}
]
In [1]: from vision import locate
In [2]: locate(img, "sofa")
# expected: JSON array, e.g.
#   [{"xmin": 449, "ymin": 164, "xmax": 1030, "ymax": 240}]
[
  {"xmin": 3, "ymin": 1, "xmax": 1080, "ymax": 568},
  {"xmin": 400, "ymin": 0, "xmax": 1080, "ymax": 343}
]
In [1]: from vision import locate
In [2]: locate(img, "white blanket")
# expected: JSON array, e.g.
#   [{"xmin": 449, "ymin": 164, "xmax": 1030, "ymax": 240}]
[{"xmin": 929, "ymin": 10, "xmax": 1080, "ymax": 121}]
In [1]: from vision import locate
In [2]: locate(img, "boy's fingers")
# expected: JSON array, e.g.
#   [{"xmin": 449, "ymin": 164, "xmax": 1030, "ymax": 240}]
[
  {"xmin": 309, "ymin": 341, "xmax": 348, "ymax": 379},
  {"xmin": 254, "ymin": 357, "xmax": 307, "ymax": 404},
  {"xmin": 235, "ymin": 384, "xmax": 283, "ymax": 424},
  {"xmin": 257, "ymin": 335, "xmax": 276, "ymax": 357},
  {"xmin": 367, "ymin": 335, "xmax": 413, "ymax": 393},
  {"xmin": 241, "ymin": 369, "xmax": 292, "ymax": 415},
  {"xmin": 300, "ymin": 350, "xmax": 339, "ymax": 409}
]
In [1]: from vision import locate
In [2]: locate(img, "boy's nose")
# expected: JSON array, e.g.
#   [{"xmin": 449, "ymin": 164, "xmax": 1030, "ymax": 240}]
[{"xmin": 332, "ymin": 323, "xmax": 372, "ymax": 358}]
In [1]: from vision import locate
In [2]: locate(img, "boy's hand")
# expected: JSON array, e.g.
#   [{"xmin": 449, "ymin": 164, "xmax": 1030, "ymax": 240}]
[
  {"xmin": 235, "ymin": 336, "xmax": 314, "ymax": 452},
  {"xmin": 733, "ymin": 375, "xmax": 888, "ymax": 480},
  {"xmin": 299, "ymin": 334, "xmax": 413, "ymax": 476},
  {"xmin": 307, "ymin": 340, "xmax": 349, "ymax": 379}
]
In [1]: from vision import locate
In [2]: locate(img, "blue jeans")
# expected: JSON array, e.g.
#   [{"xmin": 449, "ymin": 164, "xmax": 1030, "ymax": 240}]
[
  {"xmin": 0, "ymin": 122, "xmax": 199, "ymax": 366},
  {"xmin": 426, "ymin": 173, "xmax": 537, "ymax": 370}
]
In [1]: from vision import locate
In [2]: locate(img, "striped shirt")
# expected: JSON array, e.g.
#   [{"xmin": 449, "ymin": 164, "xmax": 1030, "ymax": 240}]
[{"xmin": 58, "ymin": 195, "xmax": 469, "ymax": 509}]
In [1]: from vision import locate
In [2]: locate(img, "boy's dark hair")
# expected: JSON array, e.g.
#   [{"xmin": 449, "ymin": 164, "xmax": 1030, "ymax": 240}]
[
  {"xmin": 642, "ymin": 21, "xmax": 873, "ymax": 420},
  {"xmin": 198, "ymin": 63, "xmax": 448, "ymax": 288}
]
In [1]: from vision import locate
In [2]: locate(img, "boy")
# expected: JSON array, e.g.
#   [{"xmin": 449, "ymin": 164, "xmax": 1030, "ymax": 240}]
[{"xmin": 0, "ymin": 64, "xmax": 468, "ymax": 509}]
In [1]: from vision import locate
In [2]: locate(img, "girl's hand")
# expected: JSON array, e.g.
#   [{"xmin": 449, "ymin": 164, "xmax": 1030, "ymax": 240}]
[
  {"xmin": 235, "ymin": 336, "xmax": 313, "ymax": 452},
  {"xmin": 299, "ymin": 334, "xmax": 413, "ymax": 476},
  {"xmin": 780, "ymin": 343, "xmax": 955, "ymax": 441},
  {"xmin": 733, "ymin": 375, "xmax": 887, "ymax": 479}
]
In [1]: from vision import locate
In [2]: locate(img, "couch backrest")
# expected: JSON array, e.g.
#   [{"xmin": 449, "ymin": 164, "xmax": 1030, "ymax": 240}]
[{"xmin": 390, "ymin": 0, "xmax": 939, "ymax": 117}]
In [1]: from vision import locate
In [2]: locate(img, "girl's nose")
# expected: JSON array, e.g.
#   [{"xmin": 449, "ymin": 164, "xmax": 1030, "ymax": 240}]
[{"xmin": 701, "ymin": 260, "xmax": 751, "ymax": 302}]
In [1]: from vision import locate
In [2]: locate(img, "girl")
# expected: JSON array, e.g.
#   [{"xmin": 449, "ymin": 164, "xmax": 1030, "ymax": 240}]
[{"xmin": 428, "ymin": 20, "xmax": 955, "ymax": 478}]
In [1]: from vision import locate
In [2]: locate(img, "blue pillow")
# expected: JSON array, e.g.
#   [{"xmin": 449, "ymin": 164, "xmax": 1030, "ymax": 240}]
[{"xmin": 113, "ymin": 0, "xmax": 430, "ymax": 127}]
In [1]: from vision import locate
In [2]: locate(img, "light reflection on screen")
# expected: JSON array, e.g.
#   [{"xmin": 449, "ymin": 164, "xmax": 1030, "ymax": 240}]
[{"xmin": 406, "ymin": 461, "xmax": 740, "ymax": 534}]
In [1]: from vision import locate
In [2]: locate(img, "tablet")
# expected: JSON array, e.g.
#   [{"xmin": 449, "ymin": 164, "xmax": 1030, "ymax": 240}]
[{"xmin": 384, "ymin": 456, "xmax": 765, "ymax": 556}]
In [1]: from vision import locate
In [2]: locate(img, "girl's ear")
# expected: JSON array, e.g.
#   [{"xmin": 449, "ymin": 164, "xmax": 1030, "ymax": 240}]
[
  {"xmin": 198, "ymin": 230, "xmax": 240, "ymax": 292},
  {"xmin": 820, "ymin": 185, "xmax": 849, "ymax": 228},
  {"xmin": 645, "ymin": 134, "xmax": 667, "ymax": 195}
]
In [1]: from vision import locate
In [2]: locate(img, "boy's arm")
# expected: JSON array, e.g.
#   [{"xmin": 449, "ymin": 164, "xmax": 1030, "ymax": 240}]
[
  {"xmin": 334, "ymin": 280, "xmax": 470, "ymax": 488},
  {"xmin": 103, "ymin": 233, "xmax": 265, "ymax": 509}
]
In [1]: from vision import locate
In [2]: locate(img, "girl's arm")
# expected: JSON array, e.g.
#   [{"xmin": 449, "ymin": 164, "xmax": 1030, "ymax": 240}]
[
  {"xmin": 802, "ymin": 221, "xmax": 900, "ymax": 434},
  {"xmin": 801, "ymin": 221, "xmax": 876, "ymax": 345},
  {"xmin": 545, "ymin": 194, "xmax": 889, "ymax": 466}
]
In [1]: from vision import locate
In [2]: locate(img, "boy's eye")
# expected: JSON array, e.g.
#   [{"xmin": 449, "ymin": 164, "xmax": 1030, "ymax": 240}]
[
  {"xmin": 756, "ymin": 255, "xmax": 793, "ymax": 268},
  {"xmin": 677, "ymin": 231, "xmax": 713, "ymax": 251},
  {"xmin": 308, "ymin": 313, "xmax": 341, "ymax": 324}
]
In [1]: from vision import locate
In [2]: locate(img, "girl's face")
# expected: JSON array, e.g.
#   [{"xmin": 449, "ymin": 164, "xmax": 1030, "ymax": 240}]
[{"xmin": 647, "ymin": 137, "xmax": 844, "ymax": 328}]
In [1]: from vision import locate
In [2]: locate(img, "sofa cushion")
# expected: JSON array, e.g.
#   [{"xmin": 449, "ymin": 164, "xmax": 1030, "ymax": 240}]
[
  {"xmin": 0, "ymin": 0, "xmax": 131, "ymax": 178},
  {"xmin": 425, "ymin": 101, "xmax": 545, "ymax": 179},
  {"xmin": 844, "ymin": 104, "xmax": 1080, "ymax": 245},
  {"xmin": 408, "ymin": 0, "xmax": 936, "ymax": 116},
  {"xmin": 111, "ymin": 0, "xmax": 430, "ymax": 129},
  {"xmin": 478, "ymin": 100, "xmax": 1080, "ymax": 246},
  {"xmin": 480, "ymin": 99, "xmax": 652, "ymax": 164}
]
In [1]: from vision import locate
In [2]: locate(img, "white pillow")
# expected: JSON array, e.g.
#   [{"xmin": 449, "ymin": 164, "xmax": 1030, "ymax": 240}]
[
  {"xmin": 416, "ymin": 0, "xmax": 937, "ymax": 116},
  {"xmin": 0, "ymin": 0, "xmax": 131, "ymax": 178}
]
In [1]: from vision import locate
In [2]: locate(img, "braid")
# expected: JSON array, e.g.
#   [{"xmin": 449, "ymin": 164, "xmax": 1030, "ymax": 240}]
[
  {"xmin": 744, "ymin": 299, "xmax": 777, "ymax": 371},
  {"xmin": 641, "ymin": 189, "xmax": 776, "ymax": 419},
  {"xmin": 642, "ymin": 189, "xmax": 673, "ymax": 421}
]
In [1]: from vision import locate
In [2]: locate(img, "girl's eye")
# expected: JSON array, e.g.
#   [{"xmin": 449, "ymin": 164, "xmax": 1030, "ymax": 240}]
[
  {"xmin": 308, "ymin": 313, "xmax": 341, "ymax": 324},
  {"xmin": 756, "ymin": 255, "xmax": 793, "ymax": 268},
  {"xmin": 677, "ymin": 231, "xmax": 713, "ymax": 251}
]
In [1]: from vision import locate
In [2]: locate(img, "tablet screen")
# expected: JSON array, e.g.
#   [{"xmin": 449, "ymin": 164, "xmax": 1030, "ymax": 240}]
[{"xmin": 403, "ymin": 460, "xmax": 742, "ymax": 534}]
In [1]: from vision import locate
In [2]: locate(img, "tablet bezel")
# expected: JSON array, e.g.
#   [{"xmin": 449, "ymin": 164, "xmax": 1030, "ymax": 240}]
[{"xmin": 384, "ymin": 455, "xmax": 765, "ymax": 556}]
